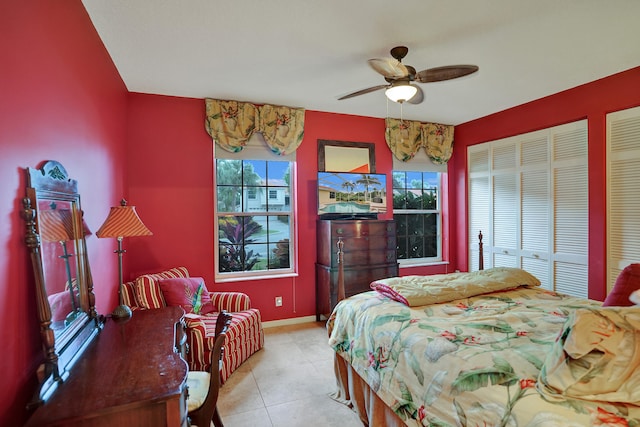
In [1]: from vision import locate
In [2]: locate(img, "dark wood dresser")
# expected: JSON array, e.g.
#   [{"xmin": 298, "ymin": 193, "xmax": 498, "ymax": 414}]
[
  {"xmin": 316, "ymin": 219, "xmax": 398, "ymax": 319},
  {"xmin": 25, "ymin": 306, "xmax": 189, "ymax": 427}
]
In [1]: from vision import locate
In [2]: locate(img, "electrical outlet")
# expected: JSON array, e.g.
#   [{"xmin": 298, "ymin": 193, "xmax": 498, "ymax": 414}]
[{"xmin": 275, "ymin": 296, "xmax": 283, "ymax": 307}]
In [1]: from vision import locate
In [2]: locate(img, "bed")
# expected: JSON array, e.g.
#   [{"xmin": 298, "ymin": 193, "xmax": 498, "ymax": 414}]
[{"xmin": 327, "ymin": 237, "xmax": 640, "ymax": 426}]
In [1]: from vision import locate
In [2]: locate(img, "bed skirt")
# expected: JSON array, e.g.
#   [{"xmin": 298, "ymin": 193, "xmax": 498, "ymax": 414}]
[{"xmin": 331, "ymin": 354, "xmax": 406, "ymax": 427}]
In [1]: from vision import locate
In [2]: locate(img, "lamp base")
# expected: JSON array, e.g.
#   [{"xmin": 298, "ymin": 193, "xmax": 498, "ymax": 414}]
[{"xmin": 111, "ymin": 304, "xmax": 133, "ymax": 321}]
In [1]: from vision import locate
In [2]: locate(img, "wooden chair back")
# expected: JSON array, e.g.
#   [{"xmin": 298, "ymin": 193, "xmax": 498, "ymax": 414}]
[{"xmin": 188, "ymin": 311, "xmax": 232, "ymax": 427}]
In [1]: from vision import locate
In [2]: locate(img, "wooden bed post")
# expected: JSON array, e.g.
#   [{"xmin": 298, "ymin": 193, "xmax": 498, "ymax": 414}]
[
  {"xmin": 478, "ymin": 230, "xmax": 484, "ymax": 271},
  {"xmin": 336, "ymin": 237, "xmax": 345, "ymax": 302}
]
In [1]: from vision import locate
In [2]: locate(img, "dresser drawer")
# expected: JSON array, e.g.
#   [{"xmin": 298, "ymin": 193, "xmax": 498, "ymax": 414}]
[
  {"xmin": 342, "ymin": 264, "xmax": 399, "ymax": 296},
  {"xmin": 331, "ymin": 221, "xmax": 395, "ymax": 238},
  {"xmin": 316, "ymin": 262, "xmax": 399, "ymax": 317},
  {"xmin": 333, "ymin": 247, "xmax": 397, "ymax": 266}
]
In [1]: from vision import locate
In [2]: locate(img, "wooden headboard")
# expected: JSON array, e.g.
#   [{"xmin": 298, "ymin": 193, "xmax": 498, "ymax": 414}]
[{"xmin": 335, "ymin": 230, "xmax": 485, "ymax": 305}]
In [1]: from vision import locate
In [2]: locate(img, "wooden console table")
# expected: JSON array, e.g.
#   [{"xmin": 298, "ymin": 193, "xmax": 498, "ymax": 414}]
[{"xmin": 25, "ymin": 306, "xmax": 189, "ymax": 427}]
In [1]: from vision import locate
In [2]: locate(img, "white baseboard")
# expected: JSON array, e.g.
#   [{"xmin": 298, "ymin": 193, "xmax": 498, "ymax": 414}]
[{"xmin": 262, "ymin": 315, "xmax": 319, "ymax": 329}]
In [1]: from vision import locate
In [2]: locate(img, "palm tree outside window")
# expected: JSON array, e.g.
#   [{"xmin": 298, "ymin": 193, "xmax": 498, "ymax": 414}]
[{"xmin": 215, "ymin": 159, "xmax": 293, "ymax": 278}]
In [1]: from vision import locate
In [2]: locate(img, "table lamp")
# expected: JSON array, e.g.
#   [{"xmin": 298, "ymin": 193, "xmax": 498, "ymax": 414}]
[{"xmin": 96, "ymin": 199, "xmax": 152, "ymax": 320}]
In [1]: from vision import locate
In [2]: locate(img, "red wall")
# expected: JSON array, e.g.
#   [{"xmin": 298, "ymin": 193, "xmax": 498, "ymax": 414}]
[
  {"xmin": 5, "ymin": 2, "xmax": 639, "ymax": 425},
  {"xmin": 0, "ymin": 1, "xmax": 128, "ymax": 425},
  {"xmin": 451, "ymin": 66, "xmax": 640, "ymax": 300},
  {"xmin": 125, "ymin": 101, "xmax": 449, "ymax": 321}
]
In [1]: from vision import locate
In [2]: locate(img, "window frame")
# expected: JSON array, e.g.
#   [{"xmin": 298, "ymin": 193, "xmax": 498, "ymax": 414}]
[
  {"xmin": 392, "ymin": 170, "xmax": 443, "ymax": 266},
  {"xmin": 214, "ymin": 158, "xmax": 296, "ymax": 282}
]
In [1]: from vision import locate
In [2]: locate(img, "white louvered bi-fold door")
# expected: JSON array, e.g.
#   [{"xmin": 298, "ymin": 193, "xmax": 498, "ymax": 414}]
[
  {"xmin": 551, "ymin": 122, "xmax": 589, "ymax": 298},
  {"xmin": 468, "ymin": 120, "xmax": 588, "ymax": 296},
  {"xmin": 468, "ymin": 146, "xmax": 490, "ymax": 271},
  {"xmin": 520, "ymin": 134, "xmax": 550, "ymax": 289},
  {"xmin": 607, "ymin": 106, "xmax": 640, "ymax": 293},
  {"xmin": 492, "ymin": 141, "xmax": 518, "ymax": 268}
]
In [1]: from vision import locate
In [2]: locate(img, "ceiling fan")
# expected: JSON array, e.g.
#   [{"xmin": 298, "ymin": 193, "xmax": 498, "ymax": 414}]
[{"xmin": 338, "ymin": 46, "xmax": 479, "ymax": 104}]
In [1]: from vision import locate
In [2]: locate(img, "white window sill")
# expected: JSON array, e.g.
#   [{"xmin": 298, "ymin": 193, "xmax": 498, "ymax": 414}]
[
  {"xmin": 215, "ymin": 272, "xmax": 298, "ymax": 283},
  {"xmin": 399, "ymin": 260, "xmax": 449, "ymax": 269}
]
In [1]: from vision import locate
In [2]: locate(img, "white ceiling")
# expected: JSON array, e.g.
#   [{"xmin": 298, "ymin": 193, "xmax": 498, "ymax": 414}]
[{"xmin": 81, "ymin": 0, "xmax": 640, "ymax": 125}]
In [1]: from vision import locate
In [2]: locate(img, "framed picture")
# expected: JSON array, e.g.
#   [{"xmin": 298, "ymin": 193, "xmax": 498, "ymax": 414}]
[{"xmin": 317, "ymin": 140, "xmax": 376, "ymax": 173}]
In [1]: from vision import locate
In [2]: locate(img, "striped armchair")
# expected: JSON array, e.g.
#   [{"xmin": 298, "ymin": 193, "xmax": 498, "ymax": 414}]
[{"xmin": 121, "ymin": 267, "xmax": 264, "ymax": 383}]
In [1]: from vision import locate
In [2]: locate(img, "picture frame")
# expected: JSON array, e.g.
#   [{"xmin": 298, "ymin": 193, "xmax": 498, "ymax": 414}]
[{"xmin": 317, "ymin": 140, "xmax": 376, "ymax": 173}]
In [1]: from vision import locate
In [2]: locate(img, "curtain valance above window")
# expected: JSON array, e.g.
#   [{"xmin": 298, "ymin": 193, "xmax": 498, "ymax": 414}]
[
  {"xmin": 205, "ymin": 98, "xmax": 305, "ymax": 156},
  {"xmin": 385, "ymin": 118, "xmax": 454, "ymax": 165}
]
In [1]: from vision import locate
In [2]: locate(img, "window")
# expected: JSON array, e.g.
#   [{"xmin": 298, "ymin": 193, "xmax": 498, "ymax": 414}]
[
  {"xmin": 215, "ymin": 159, "xmax": 294, "ymax": 279},
  {"xmin": 392, "ymin": 171, "xmax": 441, "ymax": 264}
]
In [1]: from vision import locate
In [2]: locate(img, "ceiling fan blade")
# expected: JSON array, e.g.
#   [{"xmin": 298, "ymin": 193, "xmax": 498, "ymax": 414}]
[
  {"xmin": 407, "ymin": 85, "xmax": 424, "ymax": 104},
  {"xmin": 368, "ymin": 58, "xmax": 409, "ymax": 79},
  {"xmin": 415, "ymin": 65, "xmax": 479, "ymax": 83},
  {"xmin": 338, "ymin": 84, "xmax": 389, "ymax": 100}
]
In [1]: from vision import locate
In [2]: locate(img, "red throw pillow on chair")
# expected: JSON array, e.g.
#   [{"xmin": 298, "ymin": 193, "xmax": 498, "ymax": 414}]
[
  {"xmin": 158, "ymin": 277, "xmax": 217, "ymax": 315},
  {"xmin": 603, "ymin": 263, "xmax": 640, "ymax": 307}
]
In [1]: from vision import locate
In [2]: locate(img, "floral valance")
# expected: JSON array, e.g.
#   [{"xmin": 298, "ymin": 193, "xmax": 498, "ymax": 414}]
[
  {"xmin": 205, "ymin": 100, "xmax": 257, "ymax": 152},
  {"xmin": 385, "ymin": 118, "xmax": 454, "ymax": 165},
  {"xmin": 205, "ymin": 98, "xmax": 305, "ymax": 156}
]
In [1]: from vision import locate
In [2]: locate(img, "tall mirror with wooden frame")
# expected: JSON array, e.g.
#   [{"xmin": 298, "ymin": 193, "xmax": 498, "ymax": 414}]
[
  {"xmin": 22, "ymin": 160, "xmax": 102, "ymax": 408},
  {"xmin": 318, "ymin": 140, "xmax": 376, "ymax": 173}
]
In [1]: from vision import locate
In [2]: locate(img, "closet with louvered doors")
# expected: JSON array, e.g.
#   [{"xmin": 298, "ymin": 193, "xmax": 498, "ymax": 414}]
[
  {"xmin": 607, "ymin": 106, "xmax": 640, "ymax": 293},
  {"xmin": 468, "ymin": 120, "xmax": 589, "ymax": 298}
]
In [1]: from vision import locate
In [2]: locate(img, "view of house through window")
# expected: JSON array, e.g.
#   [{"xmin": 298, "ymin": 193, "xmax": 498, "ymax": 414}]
[
  {"xmin": 215, "ymin": 159, "xmax": 293, "ymax": 277},
  {"xmin": 392, "ymin": 171, "xmax": 441, "ymax": 263}
]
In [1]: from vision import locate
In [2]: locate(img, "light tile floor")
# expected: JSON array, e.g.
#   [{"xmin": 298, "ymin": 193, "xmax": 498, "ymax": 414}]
[{"xmin": 216, "ymin": 321, "xmax": 363, "ymax": 427}]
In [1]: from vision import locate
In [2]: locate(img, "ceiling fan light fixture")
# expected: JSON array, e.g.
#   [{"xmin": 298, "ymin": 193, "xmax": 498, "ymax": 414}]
[{"xmin": 385, "ymin": 83, "xmax": 418, "ymax": 103}]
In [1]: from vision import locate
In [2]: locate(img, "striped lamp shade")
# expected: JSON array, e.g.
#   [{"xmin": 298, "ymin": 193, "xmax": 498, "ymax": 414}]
[
  {"xmin": 96, "ymin": 199, "xmax": 152, "ymax": 238},
  {"xmin": 39, "ymin": 209, "xmax": 74, "ymax": 242}
]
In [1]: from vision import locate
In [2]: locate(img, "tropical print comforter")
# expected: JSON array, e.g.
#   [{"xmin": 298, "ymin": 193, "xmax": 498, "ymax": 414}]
[{"xmin": 328, "ymin": 284, "xmax": 640, "ymax": 426}]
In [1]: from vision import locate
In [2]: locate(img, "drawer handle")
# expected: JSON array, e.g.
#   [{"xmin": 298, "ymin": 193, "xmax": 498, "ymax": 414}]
[{"xmin": 336, "ymin": 228, "xmax": 343, "ymax": 235}]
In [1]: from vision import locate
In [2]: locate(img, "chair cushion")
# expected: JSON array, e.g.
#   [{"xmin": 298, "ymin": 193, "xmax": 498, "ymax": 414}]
[
  {"xmin": 603, "ymin": 263, "xmax": 640, "ymax": 307},
  {"xmin": 186, "ymin": 371, "xmax": 210, "ymax": 412},
  {"xmin": 134, "ymin": 266, "xmax": 189, "ymax": 309},
  {"xmin": 159, "ymin": 277, "xmax": 216, "ymax": 315}
]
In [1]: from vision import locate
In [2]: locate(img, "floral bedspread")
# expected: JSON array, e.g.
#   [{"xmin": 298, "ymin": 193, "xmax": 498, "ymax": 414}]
[{"xmin": 328, "ymin": 286, "xmax": 639, "ymax": 427}]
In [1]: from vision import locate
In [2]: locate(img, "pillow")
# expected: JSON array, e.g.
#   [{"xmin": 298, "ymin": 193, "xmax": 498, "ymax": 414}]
[
  {"xmin": 603, "ymin": 263, "xmax": 640, "ymax": 307},
  {"xmin": 134, "ymin": 266, "xmax": 189, "ymax": 309},
  {"xmin": 158, "ymin": 277, "xmax": 217, "ymax": 315},
  {"xmin": 120, "ymin": 281, "xmax": 138, "ymax": 308},
  {"xmin": 370, "ymin": 267, "xmax": 540, "ymax": 306},
  {"xmin": 48, "ymin": 291, "xmax": 74, "ymax": 322}
]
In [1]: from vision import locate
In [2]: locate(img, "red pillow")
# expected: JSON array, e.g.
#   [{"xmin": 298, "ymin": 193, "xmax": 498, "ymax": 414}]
[
  {"xmin": 48, "ymin": 291, "xmax": 74, "ymax": 322},
  {"xmin": 158, "ymin": 277, "xmax": 217, "ymax": 315},
  {"xmin": 603, "ymin": 263, "xmax": 640, "ymax": 307}
]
